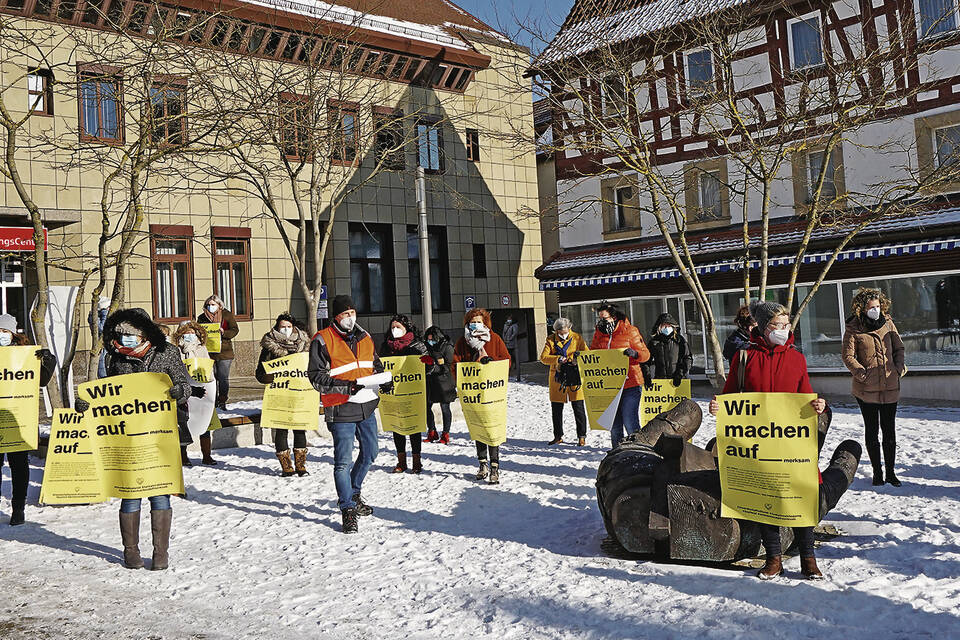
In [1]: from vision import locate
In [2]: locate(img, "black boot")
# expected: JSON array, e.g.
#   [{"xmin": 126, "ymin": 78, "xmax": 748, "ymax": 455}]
[
  {"xmin": 9, "ymin": 506, "xmax": 25, "ymax": 526},
  {"xmin": 352, "ymin": 493, "xmax": 373, "ymax": 517},
  {"xmin": 341, "ymin": 508, "xmax": 359, "ymax": 534},
  {"xmin": 883, "ymin": 440, "xmax": 900, "ymax": 486},
  {"xmin": 866, "ymin": 441, "xmax": 882, "ymax": 485},
  {"xmin": 872, "ymin": 465, "xmax": 884, "ymax": 486}
]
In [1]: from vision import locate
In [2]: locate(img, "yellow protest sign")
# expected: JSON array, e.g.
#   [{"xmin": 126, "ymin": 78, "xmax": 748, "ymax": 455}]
[
  {"xmin": 457, "ymin": 360, "xmax": 508, "ymax": 446},
  {"xmin": 716, "ymin": 392, "xmax": 820, "ymax": 527},
  {"xmin": 576, "ymin": 349, "xmax": 628, "ymax": 430},
  {"xmin": 78, "ymin": 372, "xmax": 184, "ymax": 499},
  {"xmin": 260, "ymin": 352, "xmax": 320, "ymax": 430},
  {"xmin": 640, "ymin": 379, "xmax": 692, "ymax": 426},
  {"xmin": 0, "ymin": 346, "xmax": 41, "ymax": 454},
  {"xmin": 201, "ymin": 323, "xmax": 221, "ymax": 354},
  {"xmin": 378, "ymin": 356, "xmax": 427, "ymax": 436},
  {"xmin": 185, "ymin": 358, "xmax": 215, "ymax": 384},
  {"xmin": 185, "ymin": 357, "xmax": 217, "ymax": 440},
  {"xmin": 40, "ymin": 409, "xmax": 108, "ymax": 505}
]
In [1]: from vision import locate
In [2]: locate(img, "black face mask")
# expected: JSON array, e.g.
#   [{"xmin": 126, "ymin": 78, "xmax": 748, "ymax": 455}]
[{"xmin": 596, "ymin": 318, "xmax": 615, "ymax": 335}]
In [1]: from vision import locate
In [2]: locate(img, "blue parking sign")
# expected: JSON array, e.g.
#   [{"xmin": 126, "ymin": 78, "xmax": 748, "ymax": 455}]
[{"xmin": 464, "ymin": 296, "xmax": 476, "ymax": 310}]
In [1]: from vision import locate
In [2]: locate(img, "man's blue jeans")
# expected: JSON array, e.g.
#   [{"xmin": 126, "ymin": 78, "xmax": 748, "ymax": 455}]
[
  {"xmin": 610, "ymin": 385, "xmax": 642, "ymax": 448},
  {"xmin": 329, "ymin": 413, "xmax": 379, "ymax": 510},
  {"xmin": 120, "ymin": 495, "xmax": 171, "ymax": 513}
]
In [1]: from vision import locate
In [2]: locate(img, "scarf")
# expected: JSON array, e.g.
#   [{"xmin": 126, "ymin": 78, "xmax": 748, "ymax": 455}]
[
  {"xmin": 554, "ymin": 334, "xmax": 572, "ymax": 357},
  {"xmin": 465, "ymin": 325, "xmax": 491, "ymax": 352},
  {"xmin": 203, "ymin": 307, "xmax": 223, "ymax": 325},
  {"xmin": 113, "ymin": 339, "xmax": 152, "ymax": 359},
  {"xmin": 261, "ymin": 328, "xmax": 308, "ymax": 358},
  {"xmin": 862, "ymin": 313, "xmax": 886, "ymax": 332},
  {"xmin": 385, "ymin": 331, "xmax": 415, "ymax": 355}
]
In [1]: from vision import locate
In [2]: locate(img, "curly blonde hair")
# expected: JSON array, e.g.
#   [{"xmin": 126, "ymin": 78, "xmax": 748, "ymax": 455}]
[{"xmin": 850, "ymin": 287, "xmax": 891, "ymax": 317}]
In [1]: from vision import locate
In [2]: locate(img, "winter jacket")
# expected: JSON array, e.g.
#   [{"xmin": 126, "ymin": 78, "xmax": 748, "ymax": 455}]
[
  {"xmin": 307, "ymin": 324, "xmax": 384, "ymax": 424},
  {"xmin": 424, "ymin": 327, "xmax": 457, "ymax": 404},
  {"xmin": 502, "ymin": 322, "xmax": 519, "ymax": 349},
  {"xmin": 103, "ymin": 308, "xmax": 192, "ymax": 437},
  {"xmin": 590, "ymin": 319, "xmax": 650, "ymax": 389},
  {"xmin": 722, "ymin": 328, "xmax": 752, "ymax": 364},
  {"xmin": 539, "ymin": 330, "xmax": 587, "ymax": 403},
  {"xmin": 841, "ymin": 315, "xmax": 905, "ymax": 404},
  {"xmin": 10, "ymin": 333, "xmax": 56, "ymax": 387},
  {"xmin": 645, "ymin": 313, "xmax": 692, "ymax": 381},
  {"xmin": 256, "ymin": 327, "xmax": 311, "ymax": 385},
  {"xmin": 197, "ymin": 308, "xmax": 240, "ymax": 361},
  {"xmin": 721, "ymin": 330, "xmax": 814, "ymax": 395}
]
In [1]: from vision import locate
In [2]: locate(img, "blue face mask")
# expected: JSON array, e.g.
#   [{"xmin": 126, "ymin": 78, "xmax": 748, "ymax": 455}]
[
  {"xmin": 120, "ymin": 335, "xmax": 140, "ymax": 348},
  {"xmin": 660, "ymin": 326, "xmax": 674, "ymax": 336},
  {"xmin": 426, "ymin": 339, "xmax": 437, "ymax": 346},
  {"xmin": 0, "ymin": 333, "xmax": 11, "ymax": 347},
  {"xmin": 468, "ymin": 322, "xmax": 484, "ymax": 332}
]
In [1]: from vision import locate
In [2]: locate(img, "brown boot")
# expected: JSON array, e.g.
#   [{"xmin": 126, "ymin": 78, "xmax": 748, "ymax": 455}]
[
  {"xmin": 200, "ymin": 435, "xmax": 217, "ymax": 466},
  {"xmin": 801, "ymin": 556, "xmax": 824, "ymax": 580},
  {"xmin": 150, "ymin": 509, "xmax": 172, "ymax": 571},
  {"xmin": 412, "ymin": 454, "xmax": 422, "ymax": 474},
  {"xmin": 293, "ymin": 448, "xmax": 309, "ymax": 477},
  {"xmin": 276, "ymin": 449, "xmax": 295, "ymax": 477},
  {"xmin": 119, "ymin": 511, "xmax": 144, "ymax": 569},
  {"xmin": 757, "ymin": 555, "xmax": 783, "ymax": 580},
  {"xmin": 392, "ymin": 452, "xmax": 407, "ymax": 473}
]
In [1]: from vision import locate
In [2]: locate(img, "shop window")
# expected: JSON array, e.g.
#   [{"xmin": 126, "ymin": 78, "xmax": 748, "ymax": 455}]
[
  {"xmin": 472, "ymin": 244, "xmax": 487, "ymax": 278},
  {"xmin": 406, "ymin": 226, "xmax": 449, "ymax": 312},
  {"xmin": 417, "ymin": 118, "xmax": 444, "ymax": 173},
  {"xmin": 789, "ymin": 15, "xmax": 824, "ymax": 70},
  {"xmin": 79, "ymin": 70, "xmax": 122, "ymax": 143},
  {"xmin": 149, "ymin": 82, "xmax": 186, "ymax": 146},
  {"xmin": 28, "ymin": 68, "xmax": 53, "ymax": 116},
  {"xmin": 150, "ymin": 227, "xmax": 194, "ymax": 322},
  {"xmin": 917, "ymin": 0, "xmax": 958, "ymax": 37},
  {"xmin": 349, "ymin": 223, "xmax": 394, "ymax": 314},
  {"xmin": 213, "ymin": 234, "xmax": 251, "ymax": 319}
]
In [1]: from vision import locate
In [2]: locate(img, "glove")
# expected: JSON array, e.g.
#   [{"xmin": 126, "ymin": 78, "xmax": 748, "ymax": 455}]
[
  {"xmin": 672, "ymin": 373, "xmax": 683, "ymax": 387},
  {"xmin": 348, "ymin": 381, "xmax": 364, "ymax": 395},
  {"xmin": 479, "ymin": 356, "xmax": 492, "ymax": 364},
  {"xmin": 623, "ymin": 348, "xmax": 638, "ymax": 359},
  {"xmin": 35, "ymin": 348, "xmax": 51, "ymax": 360},
  {"xmin": 379, "ymin": 380, "xmax": 395, "ymax": 394},
  {"xmin": 74, "ymin": 398, "xmax": 90, "ymax": 413},
  {"xmin": 191, "ymin": 386, "xmax": 206, "ymax": 398},
  {"xmin": 571, "ymin": 351, "xmax": 580, "ymax": 361},
  {"xmin": 420, "ymin": 355, "xmax": 435, "ymax": 366},
  {"xmin": 644, "ymin": 378, "xmax": 654, "ymax": 391},
  {"xmin": 169, "ymin": 385, "xmax": 186, "ymax": 400}
]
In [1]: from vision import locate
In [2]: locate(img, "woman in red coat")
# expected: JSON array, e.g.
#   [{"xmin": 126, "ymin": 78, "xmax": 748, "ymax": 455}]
[
  {"xmin": 710, "ymin": 300, "xmax": 827, "ymax": 581},
  {"xmin": 589, "ymin": 302, "xmax": 651, "ymax": 448},
  {"xmin": 453, "ymin": 308, "xmax": 510, "ymax": 484}
]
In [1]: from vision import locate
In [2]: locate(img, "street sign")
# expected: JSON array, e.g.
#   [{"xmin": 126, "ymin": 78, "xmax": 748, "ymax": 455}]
[
  {"xmin": 317, "ymin": 285, "xmax": 328, "ymax": 319},
  {"xmin": 464, "ymin": 295, "xmax": 476, "ymax": 310},
  {"xmin": 500, "ymin": 295, "xmax": 511, "ymax": 307}
]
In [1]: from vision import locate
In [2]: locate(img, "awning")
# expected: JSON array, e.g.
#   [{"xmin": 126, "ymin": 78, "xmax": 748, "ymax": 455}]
[{"xmin": 538, "ymin": 237, "xmax": 960, "ymax": 290}]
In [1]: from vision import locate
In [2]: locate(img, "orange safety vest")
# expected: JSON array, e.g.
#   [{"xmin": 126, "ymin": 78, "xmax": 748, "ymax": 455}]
[{"xmin": 317, "ymin": 326, "xmax": 376, "ymax": 407}]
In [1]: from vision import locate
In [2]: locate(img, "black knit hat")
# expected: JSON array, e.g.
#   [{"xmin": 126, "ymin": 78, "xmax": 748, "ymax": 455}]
[{"xmin": 331, "ymin": 295, "xmax": 355, "ymax": 319}]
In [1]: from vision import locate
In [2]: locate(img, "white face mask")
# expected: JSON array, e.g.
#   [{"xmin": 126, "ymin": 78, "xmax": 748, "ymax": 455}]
[
  {"xmin": 0, "ymin": 332, "xmax": 11, "ymax": 347},
  {"xmin": 279, "ymin": 327, "xmax": 294, "ymax": 338},
  {"xmin": 206, "ymin": 304, "xmax": 219, "ymax": 314},
  {"xmin": 338, "ymin": 315, "xmax": 356, "ymax": 332},
  {"xmin": 391, "ymin": 327, "xmax": 405, "ymax": 339},
  {"xmin": 767, "ymin": 329, "xmax": 790, "ymax": 346},
  {"xmin": 558, "ymin": 332, "xmax": 569, "ymax": 340},
  {"xmin": 866, "ymin": 307, "xmax": 881, "ymax": 320},
  {"xmin": 181, "ymin": 333, "xmax": 198, "ymax": 344}
]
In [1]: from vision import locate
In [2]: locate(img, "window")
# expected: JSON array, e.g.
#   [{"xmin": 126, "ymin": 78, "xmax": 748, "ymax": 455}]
[
  {"xmin": 683, "ymin": 159, "xmax": 729, "ymax": 225},
  {"xmin": 349, "ymin": 224, "xmax": 394, "ymax": 314},
  {"xmin": 212, "ymin": 232, "xmax": 252, "ymax": 319},
  {"xmin": 698, "ymin": 173, "xmax": 723, "ymax": 220},
  {"xmin": 79, "ymin": 71, "xmax": 122, "ymax": 142},
  {"xmin": 790, "ymin": 16, "xmax": 824, "ymax": 69},
  {"xmin": 601, "ymin": 74, "xmax": 626, "ymax": 117},
  {"xmin": 918, "ymin": 0, "xmax": 957, "ymax": 37},
  {"xmin": 280, "ymin": 94, "xmax": 311, "ymax": 160},
  {"xmin": 935, "ymin": 124, "xmax": 960, "ymax": 167},
  {"xmin": 27, "ymin": 68, "xmax": 53, "ymax": 116},
  {"xmin": 417, "ymin": 118, "xmax": 444, "ymax": 173},
  {"xmin": 807, "ymin": 149, "xmax": 837, "ymax": 200},
  {"xmin": 466, "ymin": 128, "xmax": 480, "ymax": 162},
  {"xmin": 150, "ymin": 227, "xmax": 194, "ymax": 322},
  {"xmin": 407, "ymin": 226, "xmax": 450, "ymax": 312},
  {"xmin": 686, "ymin": 50, "xmax": 714, "ymax": 94},
  {"xmin": 601, "ymin": 176, "xmax": 639, "ymax": 234},
  {"xmin": 373, "ymin": 109, "xmax": 404, "ymax": 170},
  {"xmin": 149, "ymin": 83, "xmax": 185, "ymax": 146},
  {"xmin": 614, "ymin": 186, "xmax": 632, "ymax": 230},
  {"xmin": 331, "ymin": 104, "xmax": 358, "ymax": 164},
  {"xmin": 473, "ymin": 244, "xmax": 487, "ymax": 278}
]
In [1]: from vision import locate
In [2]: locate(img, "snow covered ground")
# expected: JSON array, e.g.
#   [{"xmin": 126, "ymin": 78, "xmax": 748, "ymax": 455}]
[{"xmin": 1, "ymin": 383, "xmax": 958, "ymax": 639}]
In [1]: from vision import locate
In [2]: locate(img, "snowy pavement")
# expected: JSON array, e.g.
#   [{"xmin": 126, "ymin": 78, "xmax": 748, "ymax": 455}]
[{"xmin": 1, "ymin": 382, "xmax": 958, "ymax": 639}]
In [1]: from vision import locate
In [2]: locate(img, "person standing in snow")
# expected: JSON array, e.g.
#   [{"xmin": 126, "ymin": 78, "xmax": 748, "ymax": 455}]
[
  {"xmin": 0, "ymin": 314, "xmax": 56, "ymax": 526},
  {"xmin": 198, "ymin": 295, "xmax": 239, "ymax": 410},
  {"xmin": 841, "ymin": 288, "xmax": 905, "ymax": 487},
  {"xmin": 502, "ymin": 315, "xmax": 522, "ymax": 382},
  {"xmin": 590, "ymin": 302, "xmax": 651, "ymax": 448},
  {"xmin": 256, "ymin": 313, "xmax": 312, "ymax": 477},
  {"xmin": 643, "ymin": 313, "xmax": 693, "ymax": 389},
  {"xmin": 454, "ymin": 308, "xmax": 510, "ymax": 484},
  {"xmin": 723, "ymin": 305, "xmax": 756, "ymax": 365},
  {"xmin": 379, "ymin": 314, "xmax": 435, "ymax": 474},
  {"xmin": 539, "ymin": 317, "xmax": 588, "ymax": 446},
  {"xmin": 172, "ymin": 322, "xmax": 216, "ymax": 467},
  {"xmin": 422, "ymin": 326, "xmax": 457, "ymax": 445},
  {"xmin": 307, "ymin": 295, "xmax": 388, "ymax": 534},
  {"xmin": 709, "ymin": 300, "xmax": 828, "ymax": 580}
]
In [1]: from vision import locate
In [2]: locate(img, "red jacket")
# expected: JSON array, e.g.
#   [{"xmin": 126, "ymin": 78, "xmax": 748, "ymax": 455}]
[
  {"xmin": 722, "ymin": 331, "xmax": 814, "ymax": 395},
  {"xmin": 590, "ymin": 319, "xmax": 650, "ymax": 389}
]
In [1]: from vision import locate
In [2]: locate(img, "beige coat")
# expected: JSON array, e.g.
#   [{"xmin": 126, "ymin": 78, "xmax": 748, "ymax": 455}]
[
  {"xmin": 540, "ymin": 331, "xmax": 587, "ymax": 403},
  {"xmin": 841, "ymin": 316, "xmax": 905, "ymax": 404}
]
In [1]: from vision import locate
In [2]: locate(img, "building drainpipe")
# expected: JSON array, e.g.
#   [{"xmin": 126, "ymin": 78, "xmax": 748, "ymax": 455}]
[{"xmin": 416, "ymin": 166, "xmax": 433, "ymax": 329}]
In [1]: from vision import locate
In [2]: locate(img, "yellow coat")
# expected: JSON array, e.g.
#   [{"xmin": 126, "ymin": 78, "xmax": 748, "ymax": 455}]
[{"xmin": 540, "ymin": 331, "xmax": 587, "ymax": 403}]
